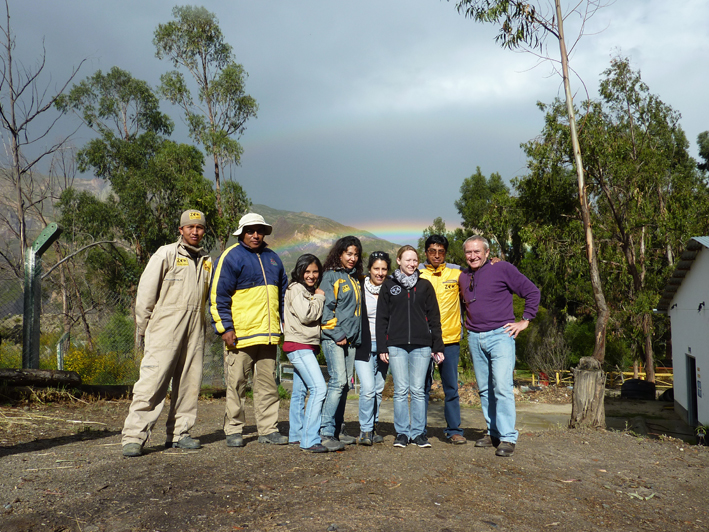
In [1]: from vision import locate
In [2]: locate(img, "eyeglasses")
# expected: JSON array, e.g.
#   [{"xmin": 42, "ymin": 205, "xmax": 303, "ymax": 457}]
[
  {"xmin": 468, "ymin": 273, "xmax": 477, "ymax": 303},
  {"xmin": 243, "ymin": 226, "xmax": 266, "ymax": 235},
  {"xmin": 371, "ymin": 251, "xmax": 389, "ymax": 259}
]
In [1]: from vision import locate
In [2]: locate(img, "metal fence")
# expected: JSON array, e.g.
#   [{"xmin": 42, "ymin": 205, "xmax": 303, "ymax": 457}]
[{"xmin": 0, "ymin": 273, "xmax": 226, "ymax": 387}]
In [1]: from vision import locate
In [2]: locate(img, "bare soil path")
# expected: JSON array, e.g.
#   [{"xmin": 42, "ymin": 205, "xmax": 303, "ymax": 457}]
[{"xmin": 0, "ymin": 396, "xmax": 707, "ymax": 532}]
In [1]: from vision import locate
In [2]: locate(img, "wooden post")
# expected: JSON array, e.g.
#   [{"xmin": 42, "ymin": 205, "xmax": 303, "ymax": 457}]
[{"xmin": 570, "ymin": 357, "xmax": 606, "ymax": 428}]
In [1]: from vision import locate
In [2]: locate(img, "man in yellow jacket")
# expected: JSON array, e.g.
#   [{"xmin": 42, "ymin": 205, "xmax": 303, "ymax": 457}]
[
  {"xmin": 210, "ymin": 213, "xmax": 289, "ymax": 448},
  {"xmin": 419, "ymin": 235, "xmax": 467, "ymax": 444},
  {"xmin": 122, "ymin": 210, "xmax": 211, "ymax": 457}
]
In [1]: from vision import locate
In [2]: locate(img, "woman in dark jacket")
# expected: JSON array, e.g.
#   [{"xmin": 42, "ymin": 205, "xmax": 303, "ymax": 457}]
[
  {"xmin": 354, "ymin": 251, "xmax": 391, "ymax": 446},
  {"xmin": 377, "ymin": 245, "xmax": 443, "ymax": 449}
]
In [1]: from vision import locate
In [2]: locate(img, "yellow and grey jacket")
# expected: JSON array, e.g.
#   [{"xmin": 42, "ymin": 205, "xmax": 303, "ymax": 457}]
[
  {"xmin": 419, "ymin": 262, "xmax": 462, "ymax": 345},
  {"xmin": 209, "ymin": 242, "xmax": 288, "ymax": 349},
  {"xmin": 320, "ymin": 268, "xmax": 362, "ymax": 346},
  {"xmin": 135, "ymin": 237, "xmax": 212, "ymax": 336}
]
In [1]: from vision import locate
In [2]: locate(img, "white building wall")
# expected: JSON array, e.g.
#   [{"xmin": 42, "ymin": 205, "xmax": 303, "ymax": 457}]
[{"xmin": 668, "ymin": 246, "xmax": 709, "ymax": 425}]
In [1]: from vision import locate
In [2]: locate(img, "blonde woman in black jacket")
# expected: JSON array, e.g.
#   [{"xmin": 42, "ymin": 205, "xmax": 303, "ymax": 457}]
[{"xmin": 377, "ymin": 245, "xmax": 444, "ymax": 448}]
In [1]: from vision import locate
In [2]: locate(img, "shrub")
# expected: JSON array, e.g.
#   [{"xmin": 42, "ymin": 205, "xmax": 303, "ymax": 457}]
[{"xmin": 64, "ymin": 346, "xmax": 139, "ymax": 385}]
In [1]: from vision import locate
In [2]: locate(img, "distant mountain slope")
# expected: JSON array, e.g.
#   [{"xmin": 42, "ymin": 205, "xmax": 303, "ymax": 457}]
[{"xmin": 245, "ymin": 204, "xmax": 402, "ymax": 272}]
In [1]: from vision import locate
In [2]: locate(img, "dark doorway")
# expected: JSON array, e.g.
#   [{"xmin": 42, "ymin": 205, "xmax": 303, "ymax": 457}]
[{"xmin": 686, "ymin": 354, "xmax": 698, "ymax": 426}]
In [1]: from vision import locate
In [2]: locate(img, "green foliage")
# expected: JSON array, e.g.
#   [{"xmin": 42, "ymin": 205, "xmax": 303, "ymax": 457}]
[
  {"xmin": 698, "ymin": 131, "xmax": 709, "ymax": 173},
  {"xmin": 455, "ymin": 166, "xmax": 522, "ymax": 263},
  {"xmin": 0, "ymin": 340, "xmax": 21, "ymax": 369},
  {"xmin": 95, "ymin": 311, "xmax": 135, "ymax": 354},
  {"xmin": 514, "ymin": 57, "xmax": 709, "ymax": 369},
  {"xmin": 455, "ymin": 1, "xmax": 549, "ymax": 51}
]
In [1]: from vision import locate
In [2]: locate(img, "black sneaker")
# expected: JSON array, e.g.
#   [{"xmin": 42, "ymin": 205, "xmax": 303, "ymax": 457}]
[
  {"xmin": 412, "ymin": 434, "xmax": 432, "ymax": 448},
  {"xmin": 393, "ymin": 434, "xmax": 408, "ymax": 448}
]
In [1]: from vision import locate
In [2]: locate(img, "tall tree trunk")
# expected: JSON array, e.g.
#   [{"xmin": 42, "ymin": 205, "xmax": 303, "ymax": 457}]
[
  {"xmin": 642, "ymin": 313, "xmax": 655, "ymax": 383},
  {"xmin": 555, "ymin": 0, "xmax": 609, "ymax": 363}
]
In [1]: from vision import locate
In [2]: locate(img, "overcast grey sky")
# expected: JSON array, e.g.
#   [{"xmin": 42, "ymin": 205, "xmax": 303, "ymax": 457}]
[{"xmin": 8, "ymin": 1, "xmax": 709, "ymax": 244}]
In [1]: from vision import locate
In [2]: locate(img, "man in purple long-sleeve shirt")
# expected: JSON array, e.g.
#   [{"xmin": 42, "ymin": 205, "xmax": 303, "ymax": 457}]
[{"xmin": 460, "ymin": 236, "xmax": 540, "ymax": 457}]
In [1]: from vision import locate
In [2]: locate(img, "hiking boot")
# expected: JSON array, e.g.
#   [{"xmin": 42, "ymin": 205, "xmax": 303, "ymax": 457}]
[
  {"xmin": 226, "ymin": 433, "xmax": 245, "ymax": 447},
  {"xmin": 412, "ymin": 434, "xmax": 432, "ymax": 448},
  {"xmin": 167, "ymin": 435, "xmax": 201, "ymax": 449},
  {"xmin": 301, "ymin": 444, "xmax": 328, "ymax": 453},
  {"xmin": 448, "ymin": 434, "xmax": 467, "ymax": 445},
  {"xmin": 475, "ymin": 434, "xmax": 499, "ymax": 448},
  {"xmin": 393, "ymin": 434, "xmax": 409, "ymax": 448},
  {"xmin": 338, "ymin": 425, "xmax": 356, "ymax": 445},
  {"xmin": 258, "ymin": 432, "xmax": 289, "ymax": 445},
  {"xmin": 122, "ymin": 443, "xmax": 142, "ymax": 457},
  {"xmin": 495, "ymin": 442, "xmax": 515, "ymax": 457},
  {"xmin": 372, "ymin": 425, "xmax": 384, "ymax": 444},
  {"xmin": 357, "ymin": 432, "xmax": 373, "ymax": 446},
  {"xmin": 321, "ymin": 435, "xmax": 345, "ymax": 452}
]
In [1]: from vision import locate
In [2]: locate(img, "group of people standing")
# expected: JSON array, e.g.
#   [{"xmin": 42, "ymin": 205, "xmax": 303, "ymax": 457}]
[{"xmin": 120, "ymin": 210, "xmax": 540, "ymax": 458}]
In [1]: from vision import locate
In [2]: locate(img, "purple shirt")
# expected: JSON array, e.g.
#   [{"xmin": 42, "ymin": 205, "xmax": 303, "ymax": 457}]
[{"xmin": 459, "ymin": 260, "xmax": 540, "ymax": 333}]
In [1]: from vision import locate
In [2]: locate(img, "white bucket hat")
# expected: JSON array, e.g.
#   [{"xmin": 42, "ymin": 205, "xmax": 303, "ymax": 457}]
[{"xmin": 233, "ymin": 212, "xmax": 273, "ymax": 236}]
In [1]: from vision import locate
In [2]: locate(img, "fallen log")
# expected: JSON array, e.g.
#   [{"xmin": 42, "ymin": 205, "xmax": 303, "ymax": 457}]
[{"xmin": 0, "ymin": 368, "xmax": 81, "ymax": 387}]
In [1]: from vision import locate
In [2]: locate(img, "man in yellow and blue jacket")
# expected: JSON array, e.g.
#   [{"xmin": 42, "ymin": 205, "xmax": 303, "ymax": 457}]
[{"xmin": 210, "ymin": 212, "xmax": 289, "ymax": 447}]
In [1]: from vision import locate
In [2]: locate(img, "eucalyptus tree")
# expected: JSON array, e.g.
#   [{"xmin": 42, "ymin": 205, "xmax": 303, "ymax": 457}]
[
  {"xmin": 518, "ymin": 58, "xmax": 709, "ymax": 382},
  {"xmin": 154, "ymin": 5, "xmax": 257, "ymax": 246},
  {"xmin": 454, "ymin": 1, "xmax": 610, "ymax": 369},
  {"xmin": 57, "ymin": 67, "xmax": 218, "ymax": 268}
]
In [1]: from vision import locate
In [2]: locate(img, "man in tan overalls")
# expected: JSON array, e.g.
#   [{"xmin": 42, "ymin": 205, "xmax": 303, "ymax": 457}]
[{"xmin": 122, "ymin": 210, "xmax": 212, "ymax": 457}]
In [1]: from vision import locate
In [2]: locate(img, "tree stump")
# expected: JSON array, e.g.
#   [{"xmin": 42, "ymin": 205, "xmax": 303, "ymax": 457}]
[{"xmin": 569, "ymin": 357, "xmax": 606, "ymax": 428}]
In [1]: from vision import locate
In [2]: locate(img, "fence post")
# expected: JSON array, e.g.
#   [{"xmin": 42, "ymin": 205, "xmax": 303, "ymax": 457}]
[{"xmin": 22, "ymin": 223, "xmax": 63, "ymax": 369}]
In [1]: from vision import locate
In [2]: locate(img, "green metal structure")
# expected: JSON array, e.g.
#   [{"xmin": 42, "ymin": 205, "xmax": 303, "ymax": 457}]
[{"xmin": 22, "ymin": 223, "xmax": 63, "ymax": 369}]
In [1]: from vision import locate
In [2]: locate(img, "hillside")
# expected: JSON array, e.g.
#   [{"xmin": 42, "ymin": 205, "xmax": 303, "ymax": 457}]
[{"xmin": 244, "ymin": 204, "xmax": 401, "ymax": 272}]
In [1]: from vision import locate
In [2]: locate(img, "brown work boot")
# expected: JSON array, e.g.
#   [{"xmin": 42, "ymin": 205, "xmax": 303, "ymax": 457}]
[
  {"xmin": 448, "ymin": 434, "xmax": 467, "ymax": 445},
  {"xmin": 474, "ymin": 434, "xmax": 499, "ymax": 448},
  {"xmin": 495, "ymin": 441, "xmax": 515, "ymax": 457}
]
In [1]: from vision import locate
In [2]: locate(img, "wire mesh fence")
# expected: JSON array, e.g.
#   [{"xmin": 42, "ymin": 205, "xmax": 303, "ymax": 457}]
[{"xmin": 0, "ymin": 270, "xmax": 226, "ymax": 387}]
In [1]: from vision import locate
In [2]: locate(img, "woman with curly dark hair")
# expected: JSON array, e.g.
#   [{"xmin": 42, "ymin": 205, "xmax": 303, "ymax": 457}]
[{"xmin": 318, "ymin": 236, "xmax": 363, "ymax": 450}]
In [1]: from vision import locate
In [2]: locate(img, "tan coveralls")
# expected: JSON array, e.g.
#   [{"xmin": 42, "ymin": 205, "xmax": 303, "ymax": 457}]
[{"xmin": 122, "ymin": 237, "xmax": 211, "ymax": 446}]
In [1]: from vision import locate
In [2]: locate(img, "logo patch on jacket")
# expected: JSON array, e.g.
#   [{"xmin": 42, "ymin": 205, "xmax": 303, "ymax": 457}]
[
  {"xmin": 270, "ymin": 258, "xmax": 278, "ymax": 266},
  {"xmin": 443, "ymin": 280, "xmax": 458, "ymax": 290},
  {"xmin": 203, "ymin": 259, "xmax": 212, "ymax": 271},
  {"xmin": 176, "ymin": 257, "xmax": 188, "ymax": 267},
  {"xmin": 390, "ymin": 285, "xmax": 401, "ymax": 296},
  {"xmin": 341, "ymin": 284, "xmax": 350, "ymax": 294}
]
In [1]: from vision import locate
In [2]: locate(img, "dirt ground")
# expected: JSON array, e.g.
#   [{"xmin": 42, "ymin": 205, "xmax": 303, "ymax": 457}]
[{"xmin": 0, "ymin": 391, "xmax": 707, "ymax": 532}]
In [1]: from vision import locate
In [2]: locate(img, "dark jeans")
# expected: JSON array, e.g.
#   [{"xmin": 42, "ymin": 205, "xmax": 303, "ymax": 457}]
[{"xmin": 424, "ymin": 343, "xmax": 463, "ymax": 437}]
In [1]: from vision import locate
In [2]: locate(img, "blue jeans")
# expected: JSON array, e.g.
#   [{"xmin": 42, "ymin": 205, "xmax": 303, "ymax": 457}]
[
  {"xmin": 467, "ymin": 327, "xmax": 518, "ymax": 444},
  {"xmin": 354, "ymin": 341, "xmax": 388, "ymax": 432},
  {"xmin": 320, "ymin": 339, "xmax": 355, "ymax": 438},
  {"xmin": 424, "ymin": 343, "xmax": 463, "ymax": 438},
  {"xmin": 287, "ymin": 349, "xmax": 327, "ymax": 449},
  {"xmin": 388, "ymin": 346, "xmax": 431, "ymax": 438}
]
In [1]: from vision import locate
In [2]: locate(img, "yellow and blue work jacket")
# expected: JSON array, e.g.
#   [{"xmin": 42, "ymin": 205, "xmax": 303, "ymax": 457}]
[{"xmin": 209, "ymin": 242, "xmax": 288, "ymax": 349}]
